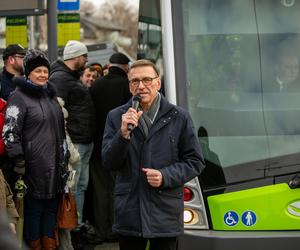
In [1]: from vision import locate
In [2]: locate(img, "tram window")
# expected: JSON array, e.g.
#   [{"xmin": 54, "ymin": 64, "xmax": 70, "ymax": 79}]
[{"xmin": 181, "ymin": 0, "xmax": 300, "ymax": 189}]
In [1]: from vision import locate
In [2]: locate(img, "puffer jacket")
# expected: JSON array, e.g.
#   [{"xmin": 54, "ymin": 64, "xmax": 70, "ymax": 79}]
[
  {"xmin": 102, "ymin": 95, "xmax": 205, "ymax": 238},
  {"xmin": 49, "ymin": 60, "xmax": 96, "ymax": 143},
  {"xmin": 3, "ymin": 77, "xmax": 68, "ymax": 199}
]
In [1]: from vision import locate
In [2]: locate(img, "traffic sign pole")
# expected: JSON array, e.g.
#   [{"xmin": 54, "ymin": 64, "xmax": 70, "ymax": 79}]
[{"xmin": 47, "ymin": 0, "xmax": 58, "ymax": 62}]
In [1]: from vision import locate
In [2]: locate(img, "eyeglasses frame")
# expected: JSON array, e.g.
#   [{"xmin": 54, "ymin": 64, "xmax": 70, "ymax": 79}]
[{"xmin": 129, "ymin": 76, "xmax": 159, "ymax": 87}]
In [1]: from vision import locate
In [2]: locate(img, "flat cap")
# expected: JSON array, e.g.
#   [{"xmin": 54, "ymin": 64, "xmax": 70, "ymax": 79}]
[
  {"xmin": 2, "ymin": 44, "xmax": 25, "ymax": 60},
  {"xmin": 109, "ymin": 52, "xmax": 130, "ymax": 65}
]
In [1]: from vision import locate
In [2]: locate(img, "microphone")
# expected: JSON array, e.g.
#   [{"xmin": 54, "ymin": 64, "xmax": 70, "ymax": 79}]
[{"xmin": 127, "ymin": 95, "xmax": 141, "ymax": 131}]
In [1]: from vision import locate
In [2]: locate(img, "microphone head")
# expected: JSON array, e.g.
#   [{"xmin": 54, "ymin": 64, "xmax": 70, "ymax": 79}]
[{"xmin": 133, "ymin": 95, "xmax": 141, "ymax": 102}]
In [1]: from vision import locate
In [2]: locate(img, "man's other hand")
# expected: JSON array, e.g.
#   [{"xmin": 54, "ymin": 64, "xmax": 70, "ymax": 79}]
[{"xmin": 142, "ymin": 168, "xmax": 163, "ymax": 187}]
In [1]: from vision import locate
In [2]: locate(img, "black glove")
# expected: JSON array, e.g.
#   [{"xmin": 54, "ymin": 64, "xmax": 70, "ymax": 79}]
[{"xmin": 13, "ymin": 160, "xmax": 25, "ymax": 175}]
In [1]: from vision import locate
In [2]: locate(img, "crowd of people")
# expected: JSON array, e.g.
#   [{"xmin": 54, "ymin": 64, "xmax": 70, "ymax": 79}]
[{"xmin": 0, "ymin": 41, "xmax": 205, "ymax": 250}]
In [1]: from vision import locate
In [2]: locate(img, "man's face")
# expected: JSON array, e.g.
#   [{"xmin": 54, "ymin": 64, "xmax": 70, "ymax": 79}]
[
  {"xmin": 75, "ymin": 54, "xmax": 88, "ymax": 71},
  {"xmin": 277, "ymin": 55, "xmax": 299, "ymax": 84},
  {"xmin": 128, "ymin": 65, "xmax": 161, "ymax": 110},
  {"xmin": 11, "ymin": 54, "xmax": 24, "ymax": 75},
  {"xmin": 81, "ymin": 68, "xmax": 98, "ymax": 87}
]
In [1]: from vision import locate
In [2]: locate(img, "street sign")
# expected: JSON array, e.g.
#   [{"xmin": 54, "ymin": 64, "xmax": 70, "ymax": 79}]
[
  {"xmin": 57, "ymin": 0, "xmax": 80, "ymax": 11},
  {"xmin": 6, "ymin": 16, "xmax": 27, "ymax": 48},
  {"xmin": 57, "ymin": 13, "xmax": 80, "ymax": 47}
]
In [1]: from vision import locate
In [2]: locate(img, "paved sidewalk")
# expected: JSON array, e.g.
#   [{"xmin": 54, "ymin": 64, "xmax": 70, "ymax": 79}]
[{"xmin": 94, "ymin": 242, "xmax": 119, "ymax": 250}]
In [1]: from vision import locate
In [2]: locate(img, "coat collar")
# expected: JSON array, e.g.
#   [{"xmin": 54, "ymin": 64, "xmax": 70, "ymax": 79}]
[
  {"xmin": 2, "ymin": 67, "xmax": 15, "ymax": 79},
  {"xmin": 124, "ymin": 94, "xmax": 177, "ymax": 140},
  {"xmin": 13, "ymin": 76, "xmax": 56, "ymax": 98},
  {"xmin": 124, "ymin": 94, "xmax": 174, "ymax": 117},
  {"xmin": 50, "ymin": 60, "xmax": 80, "ymax": 80},
  {"xmin": 108, "ymin": 66, "xmax": 128, "ymax": 78}
]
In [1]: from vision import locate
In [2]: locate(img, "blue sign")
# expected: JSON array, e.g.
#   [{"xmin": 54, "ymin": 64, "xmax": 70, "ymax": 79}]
[
  {"xmin": 242, "ymin": 211, "xmax": 256, "ymax": 226},
  {"xmin": 57, "ymin": 0, "xmax": 80, "ymax": 11},
  {"xmin": 224, "ymin": 211, "xmax": 238, "ymax": 226}
]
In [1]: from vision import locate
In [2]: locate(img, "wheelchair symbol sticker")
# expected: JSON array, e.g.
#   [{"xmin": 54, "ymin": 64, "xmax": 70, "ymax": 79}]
[
  {"xmin": 242, "ymin": 211, "xmax": 256, "ymax": 226},
  {"xmin": 224, "ymin": 211, "xmax": 238, "ymax": 226}
]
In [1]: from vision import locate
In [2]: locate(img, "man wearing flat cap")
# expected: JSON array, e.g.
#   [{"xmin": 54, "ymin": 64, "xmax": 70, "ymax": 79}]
[
  {"xmin": 0, "ymin": 44, "xmax": 25, "ymax": 100},
  {"xmin": 0, "ymin": 44, "xmax": 25, "ymax": 188},
  {"xmin": 89, "ymin": 52, "xmax": 132, "ymax": 242},
  {"xmin": 49, "ymin": 40, "xmax": 96, "ymax": 229}
]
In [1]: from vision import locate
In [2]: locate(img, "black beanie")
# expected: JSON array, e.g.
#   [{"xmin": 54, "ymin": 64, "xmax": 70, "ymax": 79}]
[
  {"xmin": 109, "ymin": 52, "xmax": 130, "ymax": 64},
  {"xmin": 23, "ymin": 49, "xmax": 50, "ymax": 77}
]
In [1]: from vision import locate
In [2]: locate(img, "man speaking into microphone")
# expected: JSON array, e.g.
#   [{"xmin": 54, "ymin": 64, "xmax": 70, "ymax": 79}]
[{"xmin": 102, "ymin": 59, "xmax": 205, "ymax": 250}]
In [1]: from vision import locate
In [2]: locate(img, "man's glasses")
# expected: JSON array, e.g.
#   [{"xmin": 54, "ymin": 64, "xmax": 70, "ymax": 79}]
[
  {"xmin": 129, "ymin": 76, "xmax": 158, "ymax": 86},
  {"xmin": 13, "ymin": 55, "xmax": 25, "ymax": 59}
]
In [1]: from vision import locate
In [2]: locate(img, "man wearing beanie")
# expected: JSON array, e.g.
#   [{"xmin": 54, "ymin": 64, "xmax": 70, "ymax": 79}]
[
  {"xmin": 88, "ymin": 52, "xmax": 131, "ymax": 243},
  {"xmin": 3, "ymin": 49, "xmax": 67, "ymax": 249},
  {"xmin": 0, "ymin": 44, "xmax": 25, "ymax": 101},
  {"xmin": 49, "ymin": 40, "xmax": 96, "ymax": 231}
]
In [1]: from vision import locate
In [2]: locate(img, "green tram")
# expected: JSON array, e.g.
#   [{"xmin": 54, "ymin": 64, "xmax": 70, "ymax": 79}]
[{"xmin": 138, "ymin": 0, "xmax": 300, "ymax": 249}]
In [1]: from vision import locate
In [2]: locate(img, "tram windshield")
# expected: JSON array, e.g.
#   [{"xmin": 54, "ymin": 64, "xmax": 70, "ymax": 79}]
[
  {"xmin": 182, "ymin": 0, "xmax": 300, "ymax": 188},
  {"xmin": 138, "ymin": 0, "xmax": 300, "ymax": 190}
]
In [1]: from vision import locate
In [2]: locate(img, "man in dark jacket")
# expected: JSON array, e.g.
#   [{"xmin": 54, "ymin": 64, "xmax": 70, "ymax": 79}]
[
  {"xmin": 0, "ymin": 44, "xmax": 25, "ymax": 101},
  {"xmin": 49, "ymin": 40, "xmax": 96, "ymax": 227},
  {"xmin": 102, "ymin": 59, "xmax": 205, "ymax": 250},
  {"xmin": 89, "ymin": 52, "xmax": 131, "ymax": 242},
  {"xmin": 0, "ymin": 44, "xmax": 25, "ymax": 187}
]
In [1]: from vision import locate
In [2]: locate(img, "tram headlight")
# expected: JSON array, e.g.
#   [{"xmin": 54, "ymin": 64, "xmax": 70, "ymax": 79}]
[{"xmin": 183, "ymin": 208, "xmax": 199, "ymax": 225}]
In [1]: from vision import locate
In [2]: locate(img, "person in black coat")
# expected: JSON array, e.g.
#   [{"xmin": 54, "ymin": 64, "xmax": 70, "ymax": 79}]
[
  {"xmin": 102, "ymin": 59, "xmax": 205, "ymax": 250},
  {"xmin": 49, "ymin": 40, "xmax": 96, "ymax": 228},
  {"xmin": 3, "ymin": 49, "xmax": 67, "ymax": 249},
  {"xmin": 0, "ymin": 44, "xmax": 26, "ymax": 188},
  {"xmin": 88, "ymin": 52, "xmax": 131, "ymax": 242},
  {"xmin": 0, "ymin": 44, "xmax": 25, "ymax": 101}
]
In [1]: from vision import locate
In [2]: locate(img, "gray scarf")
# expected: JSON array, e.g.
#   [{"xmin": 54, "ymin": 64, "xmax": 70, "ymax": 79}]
[{"xmin": 139, "ymin": 93, "xmax": 161, "ymax": 137}]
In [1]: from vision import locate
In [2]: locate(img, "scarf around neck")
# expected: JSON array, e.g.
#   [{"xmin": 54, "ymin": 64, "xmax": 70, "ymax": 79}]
[{"xmin": 139, "ymin": 92, "xmax": 161, "ymax": 137}]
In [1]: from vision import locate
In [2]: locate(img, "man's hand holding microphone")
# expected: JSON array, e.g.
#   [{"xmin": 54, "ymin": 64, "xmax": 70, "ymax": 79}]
[{"xmin": 121, "ymin": 95, "xmax": 143, "ymax": 139}]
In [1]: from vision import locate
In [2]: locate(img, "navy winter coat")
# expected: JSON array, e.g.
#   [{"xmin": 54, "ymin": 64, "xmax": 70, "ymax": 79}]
[
  {"xmin": 3, "ymin": 77, "xmax": 67, "ymax": 199},
  {"xmin": 102, "ymin": 95, "xmax": 205, "ymax": 237}
]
